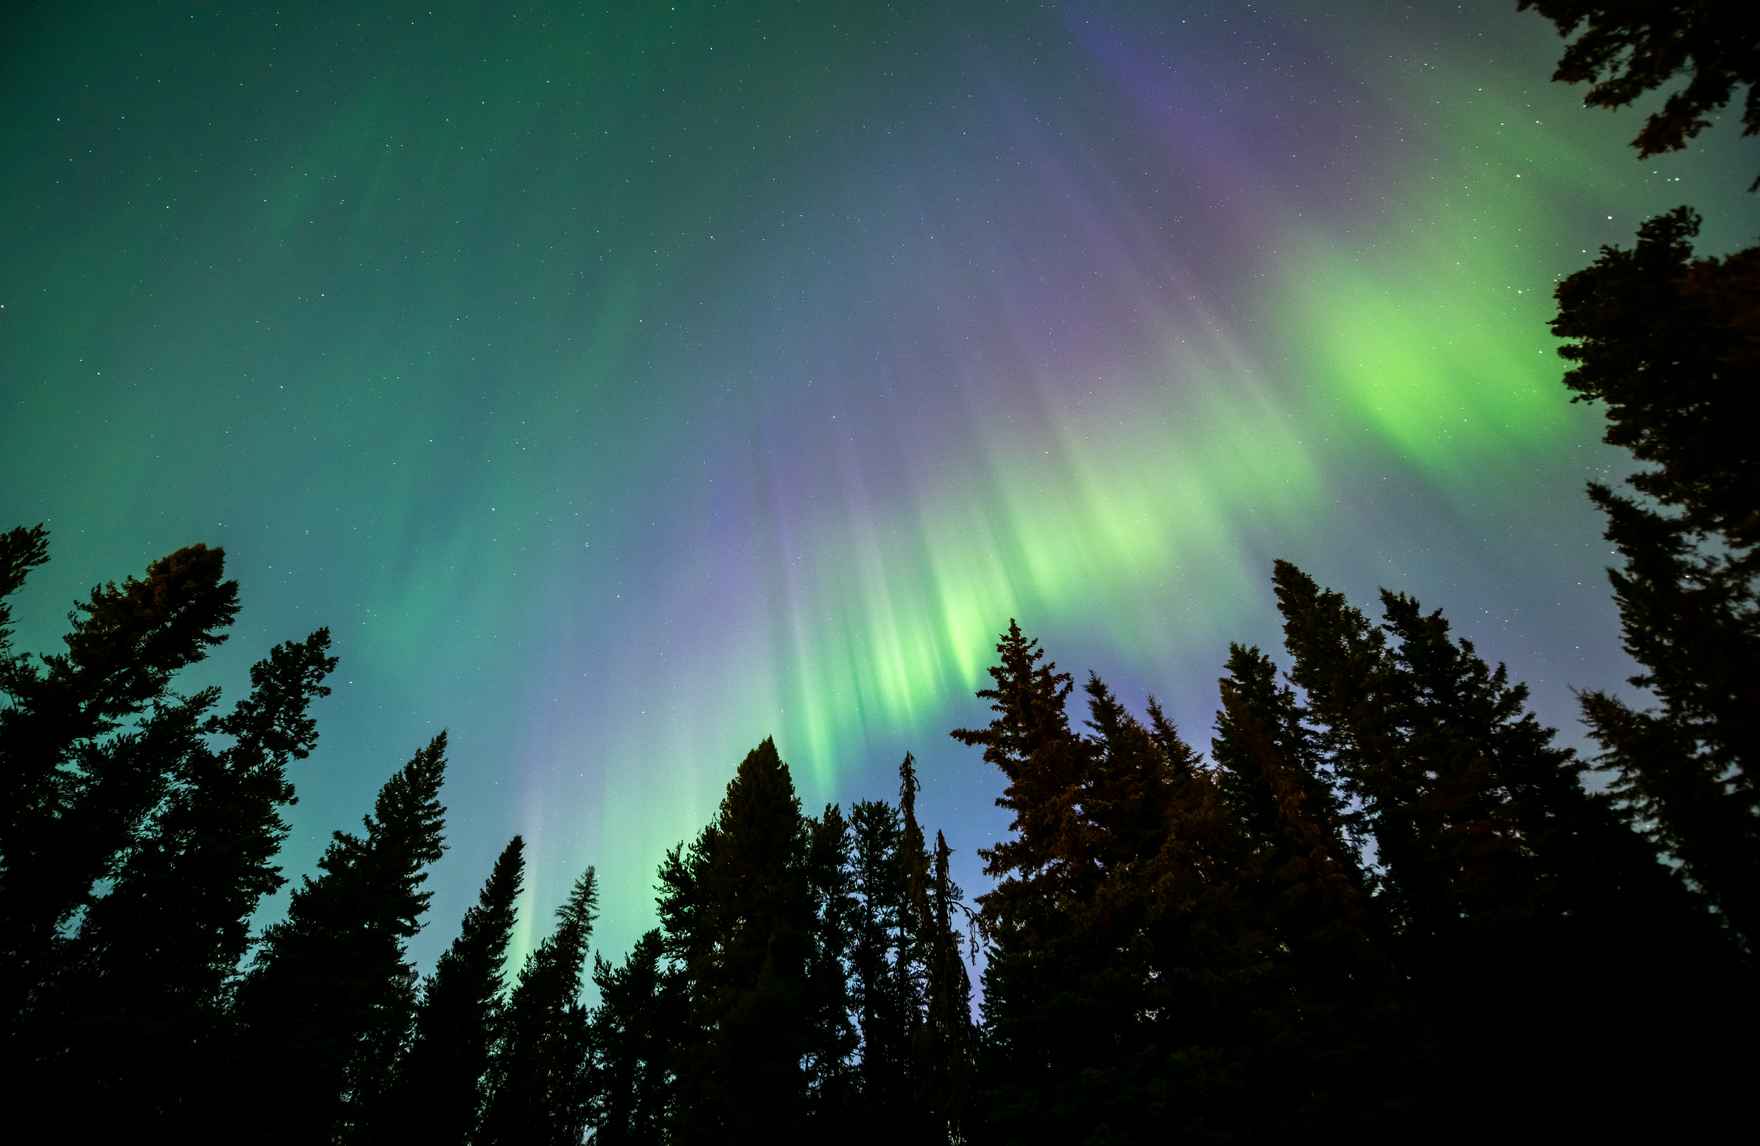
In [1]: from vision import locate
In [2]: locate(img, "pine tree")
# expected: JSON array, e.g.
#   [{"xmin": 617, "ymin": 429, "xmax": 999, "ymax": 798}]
[
  {"xmin": 1516, "ymin": 0, "xmax": 1759, "ymax": 949},
  {"xmin": 1211, "ymin": 643, "xmax": 1412, "ymax": 1132},
  {"xmin": 949, "ymin": 623, "xmax": 1104, "ymax": 1141},
  {"xmin": 1072, "ymin": 675, "xmax": 1179, "ymax": 1135},
  {"xmin": 1211, "ymin": 647, "xmax": 1347, "ymax": 855},
  {"xmin": 922, "ymin": 829, "xmax": 974, "ymax": 1145},
  {"xmin": 480, "ymin": 865, "xmax": 599, "ymax": 1146},
  {"xmin": 1080, "ymin": 671, "xmax": 1297, "ymax": 1142},
  {"xmin": 231, "ymin": 733, "xmax": 448, "ymax": 1145},
  {"xmin": 656, "ymin": 737, "xmax": 815, "ymax": 1143},
  {"xmin": 1381, "ymin": 581, "xmax": 1739, "ymax": 1126},
  {"xmin": 895, "ymin": 754, "xmax": 932, "ymax": 1024},
  {"xmin": 375, "ymin": 834, "xmax": 525, "ymax": 1146},
  {"xmin": 53, "ymin": 629, "xmax": 337, "ymax": 1130},
  {"xmin": 895, "ymin": 752, "xmax": 946, "ymax": 1137},
  {"xmin": 1128, "ymin": 688, "xmax": 1258, "ymax": 1140},
  {"xmin": 1272, "ymin": 560, "xmax": 1733, "ymax": 1133},
  {"xmin": 950, "ymin": 623, "xmax": 1090, "ymax": 901},
  {"xmin": 847, "ymin": 796, "xmax": 910, "ymax": 1130},
  {"xmin": 1547, "ymin": 209, "xmax": 1760, "ymax": 947},
  {"xmin": 0, "ymin": 539, "xmax": 239, "ymax": 1034},
  {"xmin": 804, "ymin": 803, "xmax": 860, "ymax": 1126},
  {"xmin": 1081, "ymin": 676, "xmax": 1177, "ymax": 874},
  {"xmin": 587, "ymin": 929, "xmax": 680, "ymax": 1146}
]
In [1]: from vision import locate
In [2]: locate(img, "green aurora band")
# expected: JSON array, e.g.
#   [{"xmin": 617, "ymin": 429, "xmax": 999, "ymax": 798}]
[{"xmin": 2, "ymin": 1, "xmax": 1753, "ymax": 971}]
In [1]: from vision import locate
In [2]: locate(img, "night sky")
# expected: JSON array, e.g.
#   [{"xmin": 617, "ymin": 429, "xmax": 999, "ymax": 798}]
[{"xmin": 3, "ymin": 2, "xmax": 1753, "ymax": 971}]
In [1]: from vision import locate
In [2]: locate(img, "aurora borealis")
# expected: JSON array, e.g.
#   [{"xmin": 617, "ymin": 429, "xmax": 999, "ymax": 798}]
[{"xmin": 2, "ymin": 2, "xmax": 1754, "ymax": 971}]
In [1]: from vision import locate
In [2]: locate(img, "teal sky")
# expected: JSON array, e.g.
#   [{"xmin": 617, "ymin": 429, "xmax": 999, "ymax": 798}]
[{"xmin": 2, "ymin": 1, "xmax": 1753, "ymax": 972}]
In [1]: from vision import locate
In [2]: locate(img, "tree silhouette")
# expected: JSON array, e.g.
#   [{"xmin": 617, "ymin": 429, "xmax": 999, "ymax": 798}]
[
  {"xmin": 0, "ymin": 538, "xmax": 239, "ymax": 1038},
  {"xmin": 1272, "ymin": 560, "xmax": 1732, "ymax": 1134},
  {"xmin": 922, "ymin": 828, "xmax": 974, "ymax": 1144},
  {"xmin": 376, "ymin": 834, "xmax": 525, "ymax": 1145},
  {"xmin": 52, "ymin": 629, "xmax": 337, "ymax": 1132},
  {"xmin": 587, "ymin": 929, "xmax": 680, "ymax": 1146},
  {"xmin": 656, "ymin": 738, "xmax": 816, "ymax": 1142},
  {"xmin": 804, "ymin": 803, "xmax": 860, "ymax": 1126},
  {"xmin": 1548, "ymin": 208, "xmax": 1760, "ymax": 948},
  {"xmin": 847, "ymin": 795, "xmax": 910, "ymax": 1131},
  {"xmin": 9, "ymin": 512, "xmax": 1749, "ymax": 1138},
  {"xmin": 949, "ymin": 622, "xmax": 1093, "ymax": 1141},
  {"xmin": 1211, "ymin": 642, "xmax": 1414, "ymax": 1130},
  {"xmin": 1516, "ymin": 0, "xmax": 1759, "ymax": 964},
  {"xmin": 1518, "ymin": 0, "xmax": 1760, "ymax": 186},
  {"xmin": 480, "ymin": 864, "xmax": 599, "ymax": 1146},
  {"xmin": 231, "ymin": 733, "xmax": 448, "ymax": 1145}
]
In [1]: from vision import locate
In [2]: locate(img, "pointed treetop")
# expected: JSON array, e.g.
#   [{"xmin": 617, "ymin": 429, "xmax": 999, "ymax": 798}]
[{"xmin": 950, "ymin": 620, "xmax": 1075, "ymax": 772}]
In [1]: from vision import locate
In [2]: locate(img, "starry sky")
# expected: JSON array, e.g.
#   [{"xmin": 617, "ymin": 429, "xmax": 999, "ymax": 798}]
[{"xmin": 2, "ymin": 1, "xmax": 1754, "ymax": 971}]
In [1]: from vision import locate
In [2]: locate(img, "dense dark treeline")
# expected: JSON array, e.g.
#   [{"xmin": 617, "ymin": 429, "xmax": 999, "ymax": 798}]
[
  {"xmin": 0, "ymin": 534, "xmax": 977, "ymax": 1143},
  {"xmin": 1, "ymin": 522, "xmax": 1752, "ymax": 1142},
  {"xmin": 2, "ymin": 4, "xmax": 1757, "ymax": 1142}
]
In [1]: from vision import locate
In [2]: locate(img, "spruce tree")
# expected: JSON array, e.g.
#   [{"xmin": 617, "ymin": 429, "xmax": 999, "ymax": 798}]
[
  {"xmin": 656, "ymin": 737, "xmax": 815, "ymax": 1143},
  {"xmin": 1517, "ymin": 0, "xmax": 1759, "ymax": 951},
  {"xmin": 804, "ymin": 803, "xmax": 860, "ymax": 1126},
  {"xmin": 480, "ymin": 865, "xmax": 599, "ymax": 1146},
  {"xmin": 1380, "ymin": 581, "xmax": 1738, "ymax": 1126},
  {"xmin": 1123, "ymin": 686, "xmax": 1257, "ymax": 1140},
  {"xmin": 895, "ymin": 753, "xmax": 932, "ymax": 1024},
  {"xmin": 1079, "ymin": 672, "xmax": 1284, "ymax": 1141},
  {"xmin": 1210, "ymin": 647, "xmax": 1347, "ymax": 855},
  {"xmin": 894, "ymin": 753, "xmax": 943, "ymax": 1137},
  {"xmin": 847, "ymin": 796, "xmax": 910, "ymax": 1129},
  {"xmin": 0, "ymin": 539, "xmax": 239, "ymax": 1033},
  {"xmin": 1548, "ymin": 210, "xmax": 1760, "ymax": 947},
  {"xmin": 922, "ymin": 829, "xmax": 974, "ymax": 1145},
  {"xmin": 1071, "ymin": 675, "xmax": 1178, "ymax": 1133},
  {"xmin": 231, "ymin": 733, "xmax": 448, "ymax": 1145},
  {"xmin": 1082, "ymin": 676, "xmax": 1178, "ymax": 874},
  {"xmin": 1211, "ymin": 643, "xmax": 1411, "ymax": 1132},
  {"xmin": 54, "ymin": 629, "xmax": 337, "ymax": 1130},
  {"xmin": 1271, "ymin": 560, "xmax": 1731, "ymax": 1133},
  {"xmin": 587, "ymin": 929, "xmax": 680, "ymax": 1146},
  {"xmin": 949, "ymin": 623, "xmax": 1101, "ymax": 1141},
  {"xmin": 377, "ymin": 834, "xmax": 525, "ymax": 1145}
]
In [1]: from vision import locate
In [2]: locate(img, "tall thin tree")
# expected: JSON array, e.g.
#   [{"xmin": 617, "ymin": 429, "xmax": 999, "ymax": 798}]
[
  {"xmin": 480, "ymin": 864, "xmax": 599, "ymax": 1146},
  {"xmin": 231, "ymin": 733, "xmax": 448, "ymax": 1145},
  {"xmin": 377, "ymin": 834, "xmax": 525, "ymax": 1145}
]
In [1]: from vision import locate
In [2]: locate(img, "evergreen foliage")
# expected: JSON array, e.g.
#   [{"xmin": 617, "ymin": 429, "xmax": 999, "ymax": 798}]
[
  {"xmin": 655, "ymin": 737, "xmax": 817, "ymax": 1142},
  {"xmin": 1525, "ymin": 0, "xmax": 1759, "ymax": 964},
  {"xmin": 586, "ymin": 929, "xmax": 679, "ymax": 1146},
  {"xmin": 481, "ymin": 865, "xmax": 600, "ymax": 1146},
  {"xmin": 1, "ymin": 517, "xmax": 1751, "ymax": 1143},
  {"xmin": 847, "ymin": 794, "xmax": 910, "ymax": 1124},
  {"xmin": 950, "ymin": 623, "xmax": 1094, "ymax": 1139},
  {"xmin": 379, "ymin": 834, "xmax": 526, "ymax": 1145},
  {"xmin": 4, "ymin": 7, "xmax": 1759, "ymax": 1142},
  {"xmin": 232, "ymin": 733, "xmax": 449, "ymax": 1145},
  {"xmin": 803, "ymin": 803, "xmax": 861, "ymax": 1126},
  {"xmin": 1518, "ymin": 0, "xmax": 1760, "ymax": 184},
  {"xmin": 0, "ymin": 538, "xmax": 239, "ymax": 1035},
  {"xmin": 57, "ymin": 629, "xmax": 337, "ymax": 1130},
  {"xmin": 923, "ymin": 829, "xmax": 974, "ymax": 1142},
  {"xmin": 1549, "ymin": 209, "xmax": 1760, "ymax": 947}
]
